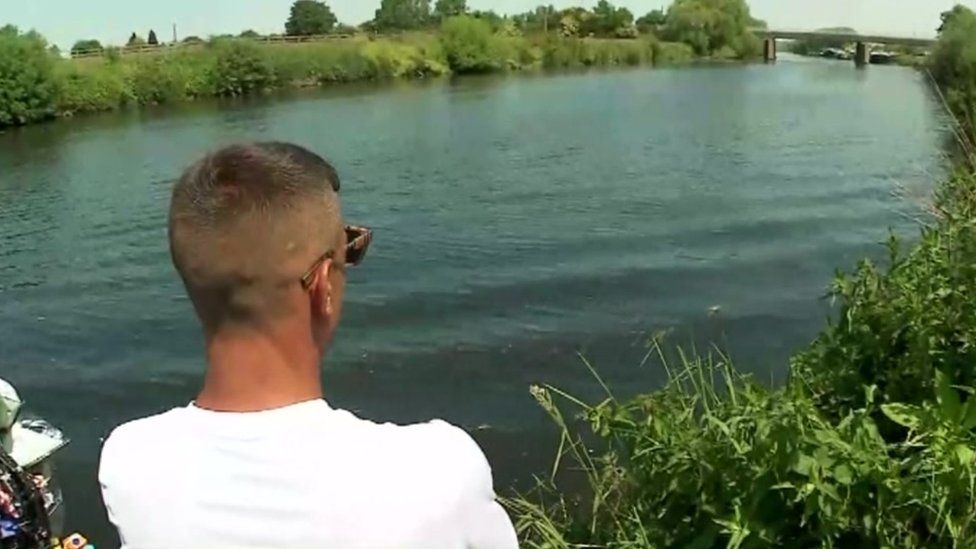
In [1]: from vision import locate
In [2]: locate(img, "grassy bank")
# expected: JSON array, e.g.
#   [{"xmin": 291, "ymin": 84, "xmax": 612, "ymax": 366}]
[
  {"xmin": 509, "ymin": 6, "xmax": 976, "ymax": 548},
  {"xmin": 0, "ymin": 22, "xmax": 700, "ymax": 127}
]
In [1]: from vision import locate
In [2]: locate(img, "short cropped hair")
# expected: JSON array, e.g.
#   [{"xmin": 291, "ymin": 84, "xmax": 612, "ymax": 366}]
[{"xmin": 169, "ymin": 142, "xmax": 342, "ymax": 330}]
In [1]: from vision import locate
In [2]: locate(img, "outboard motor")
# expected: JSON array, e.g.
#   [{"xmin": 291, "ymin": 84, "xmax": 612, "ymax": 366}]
[{"xmin": 0, "ymin": 379, "xmax": 68, "ymax": 549}]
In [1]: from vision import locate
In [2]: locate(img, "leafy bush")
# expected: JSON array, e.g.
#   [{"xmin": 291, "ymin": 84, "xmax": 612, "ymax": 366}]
[
  {"xmin": 127, "ymin": 56, "xmax": 195, "ymax": 104},
  {"xmin": 440, "ymin": 16, "xmax": 500, "ymax": 73},
  {"xmin": 211, "ymin": 39, "xmax": 275, "ymax": 96},
  {"xmin": 55, "ymin": 63, "xmax": 132, "ymax": 114},
  {"xmin": 654, "ymin": 41, "xmax": 696, "ymax": 64},
  {"xmin": 663, "ymin": 0, "xmax": 761, "ymax": 58},
  {"xmin": 0, "ymin": 27, "xmax": 60, "ymax": 126},
  {"xmin": 510, "ymin": 347, "xmax": 976, "ymax": 548},
  {"xmin": 929, "ymin": 5, "xmax": 976, "ymax": 141}
]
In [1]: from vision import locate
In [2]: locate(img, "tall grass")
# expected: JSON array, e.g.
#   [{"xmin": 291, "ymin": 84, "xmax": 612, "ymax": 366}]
[{"xmin": 509, "ymin": 339, "xmax": 976, "ymax": 548}]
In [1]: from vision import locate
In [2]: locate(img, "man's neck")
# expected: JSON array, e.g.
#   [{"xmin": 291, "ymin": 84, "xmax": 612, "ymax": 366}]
[{"xmin": 195, "ymin": 325, "xmax": 324, "ymax": 413}]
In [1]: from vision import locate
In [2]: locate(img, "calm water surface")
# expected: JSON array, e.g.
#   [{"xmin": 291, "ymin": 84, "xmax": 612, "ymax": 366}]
[{"xmin": 0, "ymin": 56, "xmax": 949, "ymax": 542}]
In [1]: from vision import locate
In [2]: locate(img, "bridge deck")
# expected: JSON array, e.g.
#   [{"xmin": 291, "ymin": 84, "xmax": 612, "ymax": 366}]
[{"xmin": 755, "ymin": 30, "xmax": 935, "ymax": 48}]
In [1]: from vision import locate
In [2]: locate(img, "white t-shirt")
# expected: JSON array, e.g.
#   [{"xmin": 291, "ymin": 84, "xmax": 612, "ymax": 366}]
[{"xmin": 99, "ymin": 400, "xmax": 519, "ymax": 549}]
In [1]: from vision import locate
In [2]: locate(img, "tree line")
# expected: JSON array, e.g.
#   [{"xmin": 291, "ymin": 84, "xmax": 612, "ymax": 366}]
[{"xmin": 66, "ymin": 0, "xmax": 765, "ymax": 58}]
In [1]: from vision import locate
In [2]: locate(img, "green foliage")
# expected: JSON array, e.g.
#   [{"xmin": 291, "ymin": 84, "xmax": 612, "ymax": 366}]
[
  {"xmin": 586, "ymin": 0, "xmax": 635, "ymax": 37},
  {"xmin": 469, "ymin": 10, "xmax": 505, "ymax": 33},
  {"xmin": 439, "ymin": 16, "xmax": 498, "ymax": 73},
  {"xmin": 511, "ymin": 5, "xmax": 558, "ymax": 34},
  {"xmin": 510, "ymin": 352, "xmax": 976, "ymax": 547},
  {"xmin": 71, "ymin": 39, "xmax": 103, "ymax": 56},
  {"xmin": 663, "ymin": 0, "xmax": 761, "ymax": 59},
  {"xmin": 433, "ymin": 0, "xmax": 467, "ymax": 20},
  {"xmin": 655, "ymin": 40, "xmax": 696, "ymax": 64},
  {"xmin": 285, "ymin": 0, "xmax": 337, "ymax": 36},
  {"xmin": 930, "ymin": 5, "xmax": 976, "ymax": 142},
  {"xmin": 940, "ymin": 5, "xmax": 972, "ymax": 34},
  {"xmin": 239, "ymin": 29, "xmax": 262, "ymax": 39},
  {"xmin": 374, "ymin": 0, "xmax": 432, "ymax": 31},
  {"xmin": 211, "ymin": 39, "xmax": 275, "ymax": 96},
  {"xmin": 55, "ymin": 62, "xmax": 132, "ymax": 114},
  {"xmin": 636, "ymin": 9, "xmax": 667, "ymax": 35},
  {"xmin": 0, "ymin": 27, "xmax": 59, "ymax": 126},
  {"xmin": 148, "ymin": 30, "xmax": 159, "ymax": 46},
  {"xmin": 6, "ymin": 19, "xmax": 689, "ymax": 126},
  {"xmin": 794, "ymin": 172, "xmax": 976, "ymax": 420}
]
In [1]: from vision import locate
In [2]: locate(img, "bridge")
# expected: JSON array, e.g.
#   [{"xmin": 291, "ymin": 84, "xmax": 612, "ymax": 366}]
[{"xmin": 753, "ymin": 29, "xmax": 937, "ymax": 66}]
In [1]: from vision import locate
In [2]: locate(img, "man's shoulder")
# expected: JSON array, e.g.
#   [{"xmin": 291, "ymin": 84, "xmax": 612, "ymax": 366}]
[
  {"xmin": 104, "ymin": 407, "xmax": 188, "ymax": 446},
  {"xmin": 355, "ymin": 417, "xmax": 487, "ymax": 464},
  {"xmin": 99, "ymin": 408, "xmax": 187, "ymax": 476},
  {"xmin": 337, "ymin": 415, "xmax": 494, "ymax": 490}
]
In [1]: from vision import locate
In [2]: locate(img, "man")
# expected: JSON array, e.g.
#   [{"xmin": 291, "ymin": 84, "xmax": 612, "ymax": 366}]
[{"xmin": 99, "ymin": 142, "xmax": 518, "ymax": 549}]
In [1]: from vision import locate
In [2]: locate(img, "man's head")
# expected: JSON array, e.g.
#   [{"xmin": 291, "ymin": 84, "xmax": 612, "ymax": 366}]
[{"xmin": 169, "ymin": 142, "xmax": 346, "ymax": 350}]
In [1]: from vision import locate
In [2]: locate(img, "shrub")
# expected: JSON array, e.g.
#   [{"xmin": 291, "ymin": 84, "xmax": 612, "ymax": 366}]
[
  {"xmin": 510, "ymin": 349, "xmax": 976, "ymax": 547},
  {"xmin": 211, "ymin": 39, "xmax": 274, "ymax": 96},
  {"xmin": 654, "ymin": 41, "xmax": 695, "ymax": 65},
  {"xmin": 440, "ymin": 15, "xmax": 500, "ymax": 73},
  {"xmin": 0, "ymin": 28, "xmax": 60, "ymax": 126},
  {"xmin": 793, "ymin": 171, "xmax": 976, "ymax": 423},
  {"xmin": 929, "ymin": 6, "xmax": 976, "ymax": 142},
  {"xmin": 127, "ymin": 56, "xmax": 196, "ymax": 104},
  {"xmin": 55, "ymin": 62, "xmax": 132, "ymax": 114}
]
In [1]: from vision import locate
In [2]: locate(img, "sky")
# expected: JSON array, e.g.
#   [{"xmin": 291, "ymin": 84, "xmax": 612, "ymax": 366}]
[{"xmin": 5, "ymin": 0, "xmax": 976, "ymax": 50}]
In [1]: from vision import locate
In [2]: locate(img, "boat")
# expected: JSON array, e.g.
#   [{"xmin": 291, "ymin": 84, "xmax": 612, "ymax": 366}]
[
  {"xmin": 870, "ymin": 51, "xmax": 897, "ymax": 65},
  {"xmin": 1, "ymin": 378, "xmax": 69, "ymax": 548},
  {"xmin": 819, "ymin": 47, "xmax": 852, "ymax": 61}
]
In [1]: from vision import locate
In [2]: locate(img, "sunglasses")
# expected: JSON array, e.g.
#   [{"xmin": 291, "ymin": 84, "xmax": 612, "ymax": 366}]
[{"xmin": 300, "ymin": 225, "xmax": 373, "ymax": 290}]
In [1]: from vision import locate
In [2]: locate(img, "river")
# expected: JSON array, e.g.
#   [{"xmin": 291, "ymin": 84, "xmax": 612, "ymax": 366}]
[{"xmin": 0, "ymin": 55, "xmax": 949, "ymax": 543}]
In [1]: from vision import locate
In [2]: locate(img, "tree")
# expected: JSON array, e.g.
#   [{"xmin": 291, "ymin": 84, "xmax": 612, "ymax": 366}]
[
  {"xmin": 127, "ymin": 32, "xmax": 145, "ymax": 47},
  {"xmin": 0, "ymin": 27, "xmax": 59, "ymax": 126},
  {"xmin": 434, "ymin": 0, "xmax": 466, "ymax": 20},
  {"xmin": 929, "ymin": 5, "xmax": 976, "ymax": 139},
  {"xmin": 470, "ymin": 10, "xmax": 504, "ymax": 32},
  {"xmin": 662, "ymin": 0, "xmax": 761, "ymax": 58},
  {"xmin": 588, "ymin": 0, "xmax": 633, "ymax": 36},
  {"xmin": 636, "ymin": 9, "xmax": 666, "ymax": 34},
  {"xmin": 285, "ymin": 0, "xmax": 337, "ymax": 35},
  {"xmin": 512, "ymin": 5, "xmax": 557, "ymax": 33},
  {"xmin": 440, "ymin": 15, "xmax": 496, "ymax": 73},
  {"xmin": 182, "ymin": 35, "xmax": 204, "ymax": 44},
  {"xmin": 239, "ymin": 29, "xmax": 262, "ymax": 39},
  {"xmin": 373, "ymin": 0, "xmax": 431, "ymax": 31},
  {"xmin": 71, "ymin": 39, "xmax": 103, "ymax": 56},
  {"xmin": 939, "ymin": 5, "xmax": 972, "ymax": 33},
  {"xmin": 148, "ymin": 29, "xmax": 159, "ymax": 45}
]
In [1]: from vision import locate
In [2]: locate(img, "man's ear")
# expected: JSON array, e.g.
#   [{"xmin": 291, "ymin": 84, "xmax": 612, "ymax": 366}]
[{"xmin": 311, "ymin": 258, "xmax": 334, "ymax": 318}]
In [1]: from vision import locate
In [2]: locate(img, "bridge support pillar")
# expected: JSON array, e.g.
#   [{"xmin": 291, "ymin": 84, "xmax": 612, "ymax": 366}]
[
  {"xmin": 763, "ymin": 38, "xmax": 777, "ymax": 63},
  {"xmin": 855, "ymin": 41, "xmax": 870, "ymax": 67}
]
